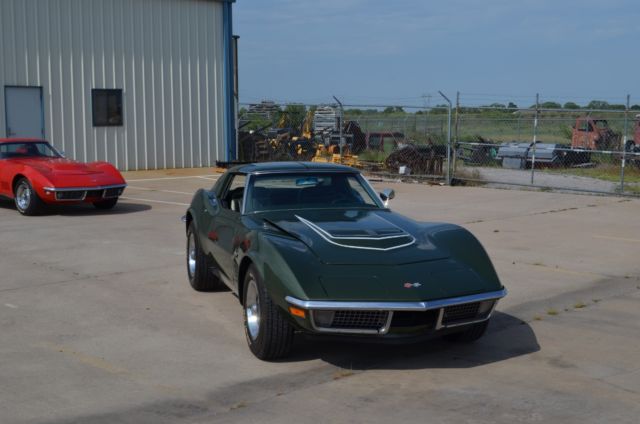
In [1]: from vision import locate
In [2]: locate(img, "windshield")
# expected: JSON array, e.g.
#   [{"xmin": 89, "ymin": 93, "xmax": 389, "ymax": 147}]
[
  {"xmin": 0, "ymin": 142, "xmax": 61, "ymax": 159},
  {"xmin": 245, "ymin": 172, "xmax": 382, "ymax": 213}
]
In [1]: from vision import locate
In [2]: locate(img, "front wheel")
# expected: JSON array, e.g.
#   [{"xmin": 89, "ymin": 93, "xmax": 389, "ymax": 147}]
[
  {"xmin": 93, "ymin": 198, "xmax": 118, "ymax": 210},
  {"xmin": 443, "ymin": 320, "xmax": 489, "ymax": 343},
  {"xmin": 243, "ymin": 264, "xmax": 294, "ymax": 360},
  {"xmin": 186, "ymin": 223, "xmax": 225, "ymax": 292},
  {"xmin": 14, "ymin": 178, "xmax": 44, "ymax": 216}
]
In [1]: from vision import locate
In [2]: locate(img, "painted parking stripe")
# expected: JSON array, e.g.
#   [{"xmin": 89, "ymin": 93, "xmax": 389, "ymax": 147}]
[
  {"xmin": 125, "ymin": 175, "xmax": 220, "ymax": 182},
  {"xmin": 593, "ymin": 235, "xmax": 640, "ymax": 243},
  {"xmin": 127, "ymin": 186, "xmax": 194, "ymax": 195},
  {"xmin": 120, "ymin": 196, "xmax": 189, "ymax": 206}
]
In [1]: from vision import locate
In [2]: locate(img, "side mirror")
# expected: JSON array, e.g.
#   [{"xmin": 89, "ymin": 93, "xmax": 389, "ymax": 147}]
[{"xmin": 379, "ymin": 189, "xmax": 395, "ymax": 206}]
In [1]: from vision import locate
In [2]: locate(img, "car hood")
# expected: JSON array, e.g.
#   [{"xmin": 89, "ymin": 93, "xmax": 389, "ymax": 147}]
[
  {"xmin": 15, "ymin": 158, "xmax": 103, "ymax": 176},
  {"xmin": 258, "ymin": 209, "xmax": 450, "ymax": 266}
]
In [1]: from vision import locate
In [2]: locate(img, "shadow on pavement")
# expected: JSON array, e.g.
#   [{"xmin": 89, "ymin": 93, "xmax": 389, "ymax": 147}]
[
  {"xmin": 287, "ymin": 311, "xmax": 538, "ymax": 370},
  {"xmin": 0, "ymin": 198, "xmax": 151, "ymax": 215}
]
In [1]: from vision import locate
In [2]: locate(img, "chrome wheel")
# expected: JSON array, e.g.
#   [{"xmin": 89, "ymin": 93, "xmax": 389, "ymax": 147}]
[
  {"xmin": 245, "ymin": 278, "xmax": 260, "ymax": 341},
  {"xmin": 15, "ymin": 182, "xmax": 31, "ymax": 211},
  {"xmin": 187, "ymin": 231, "xmax": 197, "ymax": 278}
]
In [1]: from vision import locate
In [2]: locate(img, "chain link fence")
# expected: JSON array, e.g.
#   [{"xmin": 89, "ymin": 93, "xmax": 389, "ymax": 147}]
[
  {"xmin": 237, "ymin": 99, "xmax": 640, "ymax": 197},
  {"xmin": 454, "ymin": 107, "xmax": 640, "ymax": 196}
]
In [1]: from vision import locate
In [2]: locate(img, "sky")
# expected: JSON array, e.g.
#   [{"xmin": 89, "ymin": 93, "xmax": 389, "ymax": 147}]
[{"xmin": 234, "ymin": 0, "xmax": 640, "ymax": 108}]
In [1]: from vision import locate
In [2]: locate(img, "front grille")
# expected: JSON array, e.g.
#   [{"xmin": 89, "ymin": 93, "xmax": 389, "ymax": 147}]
[
  {"xmin": 56, "ymin": 190, "xmax": 85, "ymax": 200},
  {"xmin": 391, "ymin": 310, "xmax": 439, "ymax": 328},
  {"xmin": 442, "ymin": 302, "xmax": 481, "ymax": 325},
  {"xmin": 104, "ymin": 187, "xmax": 123, "ymax": 198},
  {"xmin": 85, "ymin": 189, "xmax": 104, "ymax": 198},
  {"xmin": 314, "ymin": 310, "xmax": 389, "ymax": 332}
]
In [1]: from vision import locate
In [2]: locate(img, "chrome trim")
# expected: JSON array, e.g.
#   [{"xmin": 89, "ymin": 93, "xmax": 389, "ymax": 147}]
[
  {"xmin": 241, "ymin": 174, "xmax": 251, "ymax": 215},
  {"xmin": 43, "ymin": 184, "xmax": 126, "ymax": 201},
  {"xmin": 309, "ymin": 310, "xmax": 394, "ymax": 335},
  {"xmin": 42, "ymin": 184, "xmax": 127, "ymax": 192},
  {"xmin": 295, "ymin": 214, "xmax": 416, "ymax": 251},
  {"xmin": 434, "ymin": 308, "xmax": 446, "ymax": 330},
  {"xmin": 286, "ymin": 289, "xmax": 507, "ymax": 312}
]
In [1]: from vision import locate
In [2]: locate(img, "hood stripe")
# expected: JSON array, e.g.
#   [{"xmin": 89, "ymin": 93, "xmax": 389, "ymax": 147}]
[{"xmin": 295, "ymin": 215, "xmax": 416, "ymax": 251}]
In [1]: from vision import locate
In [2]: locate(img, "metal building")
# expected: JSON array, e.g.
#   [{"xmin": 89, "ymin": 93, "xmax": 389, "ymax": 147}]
[{"xmin": 0, "ymin": 0, "xmax": 236, "ymax": 171}]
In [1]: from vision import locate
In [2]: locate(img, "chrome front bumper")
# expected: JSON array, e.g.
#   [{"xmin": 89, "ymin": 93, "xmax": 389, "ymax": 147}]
[{"xmin": 286, "ymin": 288, "xmax": 507, "ymax": 335}]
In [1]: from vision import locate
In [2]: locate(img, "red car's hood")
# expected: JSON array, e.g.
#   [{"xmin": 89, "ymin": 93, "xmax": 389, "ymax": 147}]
[{"xmin": 14, "ymin": 157, "xmax": 102, "ymax": 175}]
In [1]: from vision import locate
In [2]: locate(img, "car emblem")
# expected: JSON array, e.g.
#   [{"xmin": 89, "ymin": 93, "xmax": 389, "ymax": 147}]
[{"xmin": 403, "ymin": 282, "xmax": 422, "ymax": 289}]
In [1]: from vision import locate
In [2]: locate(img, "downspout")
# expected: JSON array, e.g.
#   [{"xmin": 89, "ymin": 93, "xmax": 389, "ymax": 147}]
[{"xmin": 222, "ymin": 1, "xmax": 236, "ymax": 161}]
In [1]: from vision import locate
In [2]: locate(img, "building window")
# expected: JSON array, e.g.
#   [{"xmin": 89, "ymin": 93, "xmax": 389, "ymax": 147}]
[{"xmin": 92, "ymin": 89, "xmax": 123, "ymax": 126}]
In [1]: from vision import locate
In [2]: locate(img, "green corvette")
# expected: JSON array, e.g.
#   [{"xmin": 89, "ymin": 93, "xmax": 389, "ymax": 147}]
[{"xmin": 184, "ymin": 162, "xmax": 506, "ymax": 360}]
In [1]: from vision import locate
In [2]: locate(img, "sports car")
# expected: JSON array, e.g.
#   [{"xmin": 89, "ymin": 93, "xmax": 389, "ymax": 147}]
[
  {"xmin": 184, "ymin": 162, "xmax": 506, "ymax": 360},
  {"xmin": 0, "ymin": 138, "xmax": 126, "ymax": 215}
]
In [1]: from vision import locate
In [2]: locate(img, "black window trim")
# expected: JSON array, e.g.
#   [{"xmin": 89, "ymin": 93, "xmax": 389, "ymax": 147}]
[{"xmin": 92, "ymin": 88, "xmax": 123, "ymax": 127}]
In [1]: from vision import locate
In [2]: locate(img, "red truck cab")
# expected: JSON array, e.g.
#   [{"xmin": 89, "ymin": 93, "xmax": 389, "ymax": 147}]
[{"xmin": 571, "ymin": 117, "xmax": 620, "ymax": 150}]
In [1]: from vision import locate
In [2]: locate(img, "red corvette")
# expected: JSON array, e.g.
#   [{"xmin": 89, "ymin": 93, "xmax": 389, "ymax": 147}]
[{"xmin": 0, "ymin": 138, "xmax": 126, "ymax": 215}]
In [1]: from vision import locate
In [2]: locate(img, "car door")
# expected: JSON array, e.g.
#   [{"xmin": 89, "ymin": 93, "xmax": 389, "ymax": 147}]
[
  {"xmin": 0, "ymin": 144, "xmax": 20, "ymax": 197},
  {"xmin": 205, "ymin": 173, "xmax": 246, "ymax": 289}
]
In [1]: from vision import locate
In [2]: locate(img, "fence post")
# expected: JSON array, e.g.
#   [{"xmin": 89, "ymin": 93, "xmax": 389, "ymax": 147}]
[
  {"xmin": 620, "ymin": 94, "xmax": 630, "ymax": 193},
  {"xmin": 439, "ymin": 91, "xmax": 453, "ymax": 185},
  {"xmin": 332, "ymin": 96, "xmax": 344, "ymax": 158},
  {"xmin": 453, "ymin": 91, "xmax": 460, "ymax": 175},
  {"xmin": 530, "ymin": 93, "xmax": 539, "ymax": 185}
]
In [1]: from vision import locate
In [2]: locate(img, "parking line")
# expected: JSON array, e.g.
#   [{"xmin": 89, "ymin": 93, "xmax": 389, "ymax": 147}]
[
  {"xmin": 126, "ymin": 175, "xmax": 220, "ymax": 182},
  {"xmin": 593, "ymin": 235, "xmax": 640, "ymax": 243},
  {"xmin": 120, "ymin": 196, "xmax": 189, "ymax": 206},
  {"xmin": 127, "ymin": 186, "xmax": 194, "ymax": 195}
]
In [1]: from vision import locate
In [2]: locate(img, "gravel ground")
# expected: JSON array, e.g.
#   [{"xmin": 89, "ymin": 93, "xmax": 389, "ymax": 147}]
[{"xmin": 460, "ymin": 166, "xmax": 627, "ymax": 194}]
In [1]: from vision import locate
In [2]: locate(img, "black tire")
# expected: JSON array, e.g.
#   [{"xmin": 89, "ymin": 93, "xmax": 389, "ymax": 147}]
[
  {"xmin": 243, "ymin": 264, "xmax": 294, "ymax": 360},
  {"xmin": 443, "ymin": 320, "xmax": 489, "ymax": 343},
  {"xmin": 186, "ymin": 223, "xmax": 225, "ymax": 292},
  {"xmin": 14, "ymin": 178, "xmax": 44, "ymax": 216},
  {"xmin": 93, "ymin": 198, "xmax": 118, "ymax": 210}
]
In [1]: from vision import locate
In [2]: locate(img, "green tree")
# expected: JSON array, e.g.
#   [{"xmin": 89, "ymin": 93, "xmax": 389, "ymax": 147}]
[
  {"xmin": 383, "ymin": 106, "xmax": 395, "ymax": 114},
  {"xmin": 563, "ymin": 102, "xmax": 580, "ymax": 109},
  {"xmin": 539, "ymin": 101, "xmax": 562, "ymax": 109},
  {"xmin": 276, "ymin": 104, "xmax": 306, "ymax": 129},
  {"xmin": 507, "ymin": 102, "xmax": 518, "ymax": 109},
  {"xmin": 587, "ymin": 100, "xmax": 610, "ymax": 109}
]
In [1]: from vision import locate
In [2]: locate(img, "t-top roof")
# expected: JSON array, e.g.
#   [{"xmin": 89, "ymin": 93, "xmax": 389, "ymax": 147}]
[{"xmin": 228, "ymin": 161, "xmax": 359, "ymax": 174}]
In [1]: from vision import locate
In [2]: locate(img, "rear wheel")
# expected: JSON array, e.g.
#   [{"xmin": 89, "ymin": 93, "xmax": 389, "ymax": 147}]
[
  {"xmin": 243, "ymin": 264, "xmax": 294, "ymax": 360},
  {"xmin": 14, "ymin": 178, "xmax": 44, "ymax": 216},
  {"xmin": 443, "ymin": 320, "xmax": 489, "ymax": 343},
  {"xmin": 93, "ymin": 198, "xmax": 118, "ymax": 210},
  {"xmin": 186, "ymin": 223, "xmax": 225, "ymax": 291}
]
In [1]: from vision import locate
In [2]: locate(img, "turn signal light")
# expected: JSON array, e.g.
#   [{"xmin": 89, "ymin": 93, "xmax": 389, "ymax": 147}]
[{"xmin": 288, "ymin": 306, "xmax": 306, "ymax": 318}]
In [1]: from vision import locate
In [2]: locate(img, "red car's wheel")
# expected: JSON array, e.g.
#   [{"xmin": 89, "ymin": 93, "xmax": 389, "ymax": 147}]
[{"xmin": 14, "ymin": 178, "xmax": 44, "ymax": 216}]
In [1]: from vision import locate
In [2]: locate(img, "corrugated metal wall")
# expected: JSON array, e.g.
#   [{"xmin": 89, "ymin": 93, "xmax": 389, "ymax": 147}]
[{"xmin": 0, "ymin": 0, "xmax": 226, "ymax": 170}]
